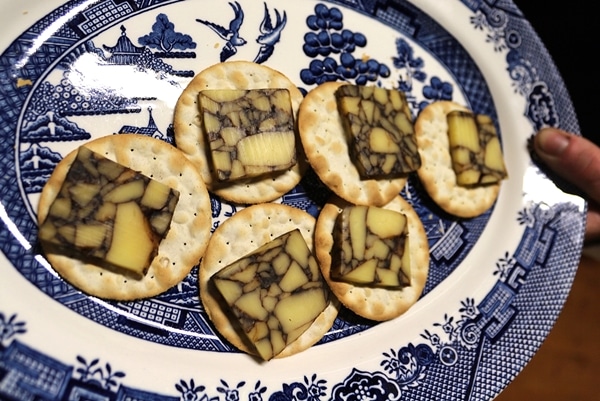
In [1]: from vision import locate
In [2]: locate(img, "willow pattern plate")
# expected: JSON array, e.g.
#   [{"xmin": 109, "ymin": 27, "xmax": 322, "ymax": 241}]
[{"xmin": 0, "ymin": 1, "xmax": 585, "ymax": 400}]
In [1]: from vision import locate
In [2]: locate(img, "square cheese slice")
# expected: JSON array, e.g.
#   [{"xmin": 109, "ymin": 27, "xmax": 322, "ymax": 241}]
[
  {"xmin": 199, "ymin": 88, "xmax": 297, "ymax": 182},
  {"xmin": 331, "ymin": 205, "xmax": 411, "ymax": 288},
  {"xmin": 38, "ymin": 146, "xmax": 179, "ymax": 279},
  {"xmin": 446, "ymin": 110, "xmax": 508, "ymax": 186},
  {"xmin": 336, "ymin": 85, "xmax": 421, "ymax": 178},
  {"xmin": 211, "ymin": 229, "xmax": 328, "ymax": 361}
]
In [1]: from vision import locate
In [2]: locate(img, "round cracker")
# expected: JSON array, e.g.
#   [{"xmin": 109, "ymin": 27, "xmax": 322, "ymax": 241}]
[
  {"xmin": 199, "ymin": 203, "xmax": 340, "ymax": 360},
  {"xmin": 297, "ymin": 81, "xmax": 407, "ymax": 206},
  {"xmin": 414, "ymin": 101, "xmax": 501, "ymax": 218},
  {"xmin": 173, "ymin": 61, "xmax": 307, "ymax": 204},
  {"xmin": 315, "ymin": 195, "xmax": 429, "ymax": 321},
  {"xmin": 37, "ymin": 134, "xmax": 212, "ymax": 301}
]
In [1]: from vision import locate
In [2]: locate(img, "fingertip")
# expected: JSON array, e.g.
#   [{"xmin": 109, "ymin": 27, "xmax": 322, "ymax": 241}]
[
  {"xmin": 534, "ymin": 127, "xmax": 571, "ymax": 158},
  {"xmin": 532, "ymin": 127, "xmax": 600, "ymax": 203}
]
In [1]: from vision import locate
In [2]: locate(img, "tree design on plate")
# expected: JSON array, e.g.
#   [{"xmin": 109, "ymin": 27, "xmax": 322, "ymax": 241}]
[{"xmin": 139, "ymin": 13, "xmax": 197, "ymax": 55}]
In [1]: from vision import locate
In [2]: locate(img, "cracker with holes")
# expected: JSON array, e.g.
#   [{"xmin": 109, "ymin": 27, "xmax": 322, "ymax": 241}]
[
  {"xmin": 315, "ymin": 195, "xmax": 429, "ymax": 321},
  {"xmin": 37, "ymin": 134, "xmax": 212, "ymax": 301},
  {"xmin": 199, "ymin": 203, "xmax": 340, "ymax": 360},
  {"xmin": 173, "ymin": 61, "xmax": 307, "ymax": 204},
  {"xmin": 298, "ymin": 81, "xmax": 408, "ymax": 206},
  {"xmin": 414, "ymin": 101, "xmax": 503, "ymax": 218}
]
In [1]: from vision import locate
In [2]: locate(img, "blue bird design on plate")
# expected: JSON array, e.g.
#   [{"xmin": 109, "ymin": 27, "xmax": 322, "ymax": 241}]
[
  {"xmin": 196, "ymin": 1, "xmax": 246, "ymax": 62},
  {"xmin": 253, "ymin": 2, "xmax": 287, "ymax": 64}
]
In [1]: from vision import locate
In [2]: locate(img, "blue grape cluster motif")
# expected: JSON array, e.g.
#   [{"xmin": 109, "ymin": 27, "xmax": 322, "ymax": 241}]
[{"xmin": 300, "ymin": 4, "xmax": 390, "ymax": 86}]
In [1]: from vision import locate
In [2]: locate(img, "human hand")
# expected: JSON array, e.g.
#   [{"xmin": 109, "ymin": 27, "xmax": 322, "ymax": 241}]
[{"xmin": 533, "ymin": 128, "xmax": 600, "ymax": 242}]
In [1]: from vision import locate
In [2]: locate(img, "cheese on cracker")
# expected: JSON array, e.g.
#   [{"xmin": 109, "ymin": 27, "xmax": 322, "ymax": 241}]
[
  {"xmin": 315, "ymin": 195, "xmax": 429, "ymax": 321},
  {"xmin": 414, "ymin": 101, "xmax": 502, "ymax": 218},
  {"xmin": 335, "ymin": 84, "xmax": 420, "ymax": 178},
  {"xmin": 298, "ymin": 82, "xmax": 407, "ymax": 206},
  {"xmin": 331, "ymin": 205, "xmax": 411, "ymax": 288},
  {"xmin": 200, "ymin": 203, "xmax": 340, "ymax": 359},
  {"xmin": 38, "ymin": 146, "xmax": 179, "ymax": 279},
  {"xmin": 37, "ymin": 134, "xmax": 212, "ymax": 301},
  {"xmin": 199, "ymin": 88, "xmax": 297, "ymax": 182},
  {"xmin": 446, "ymin": 110, "xmax": 507, "ymax": 186},
  {"xmin": 211, "ymin": 228, "xmax": 329, "ymax": 361},
  {"xmin": 174, "ymin": 61, "xmax": 306, "ymax": 204}
]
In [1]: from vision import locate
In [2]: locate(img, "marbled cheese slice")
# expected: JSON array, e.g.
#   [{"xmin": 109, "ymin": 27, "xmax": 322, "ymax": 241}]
[
  {"xmin": 37, "ymin": 146, "xmax": 179, "ymax": 279},
  {"xmin": 331, "ymin": 205, "xmax": 410, "ymax": 288},
  {"xmin": 199, "ymin": 88, "xmax": 297, "ymax": 182},
  {"xmin": 211, "ymin": 229, "xmax": 328, "ymax": 361},
  {"xmin": 335, "ymin": 85, "xmax": 420, "ymax": 178},
  {"xmin": 446, "ymin": 110, "xmax": 508, "ymax": 186}
]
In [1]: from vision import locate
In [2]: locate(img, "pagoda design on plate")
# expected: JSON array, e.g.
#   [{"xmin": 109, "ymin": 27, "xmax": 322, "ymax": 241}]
[{"xmin": 18, "ymin": 20, "xmax": 195, "ymax": 195}]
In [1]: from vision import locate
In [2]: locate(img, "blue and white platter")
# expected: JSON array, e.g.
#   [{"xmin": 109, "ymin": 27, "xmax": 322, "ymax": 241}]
[{"xmin": 0, "ymin": 0, "xmax": 586, "ymax": 400}]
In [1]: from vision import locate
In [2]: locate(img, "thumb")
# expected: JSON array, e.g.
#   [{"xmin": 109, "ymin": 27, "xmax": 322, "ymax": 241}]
[{"xmin": 533, "ymin": 128, "xmax": 600, "ymax": 204}]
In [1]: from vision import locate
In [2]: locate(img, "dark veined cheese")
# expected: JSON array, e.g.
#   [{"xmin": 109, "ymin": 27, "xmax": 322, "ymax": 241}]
[
  {"xmin": 335, "ymin": 85, "xmax": 421, "ymax": 178},
  {"xmin": 199, "ymin": 88, "xmax": 297, "ymax": 182},
  {"xmin": 211, "ymin": 229, "xmax": 328, "ymax": 361},
  {"xmin": 38, "ymin": 146, "xmax": 179, "ymax": 279},
  {"xmin": 331, "ymin": 205, "xmax": 410, "ymax": 288},
  {"xmin": 446, "ymin": 110, "xmax": 508, "ymax": 186}
]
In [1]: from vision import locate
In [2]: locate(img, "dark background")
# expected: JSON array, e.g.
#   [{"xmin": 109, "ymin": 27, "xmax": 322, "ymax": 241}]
[{"xmin": 515, "ymin": 2, "xmax": 594, "ymax": 144}]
